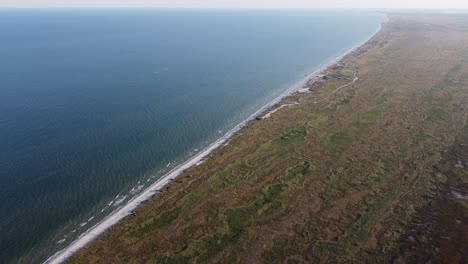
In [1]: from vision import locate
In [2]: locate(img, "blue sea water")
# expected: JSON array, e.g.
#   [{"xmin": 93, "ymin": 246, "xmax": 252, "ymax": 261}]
[{"xmin": 0, "ymin": 9, "xmax": 385, "ymax": 263}]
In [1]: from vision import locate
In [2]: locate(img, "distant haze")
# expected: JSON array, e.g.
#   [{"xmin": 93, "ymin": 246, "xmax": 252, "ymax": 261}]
[{"xmin": 1, "ymin": 0, "xmax": 468, "ymax": 9}]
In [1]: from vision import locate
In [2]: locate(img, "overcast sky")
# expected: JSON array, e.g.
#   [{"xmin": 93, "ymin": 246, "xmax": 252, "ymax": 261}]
[{"xmin": 1, "ymin": 0, "xmax": 468, "ymax": 9}]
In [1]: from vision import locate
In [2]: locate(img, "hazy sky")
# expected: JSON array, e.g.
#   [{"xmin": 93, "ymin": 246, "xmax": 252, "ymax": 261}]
[{"xmin": 1, "ymin": 0, "xmax": 468, "ymax": 9}]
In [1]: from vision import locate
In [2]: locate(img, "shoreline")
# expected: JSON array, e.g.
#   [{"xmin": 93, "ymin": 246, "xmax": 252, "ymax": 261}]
[{"xmin": 44, "ymin": 21, "xmax": 385, "ymax": 264}]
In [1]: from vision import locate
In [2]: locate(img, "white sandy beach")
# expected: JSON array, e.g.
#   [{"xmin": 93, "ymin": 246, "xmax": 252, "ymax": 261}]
[{"xmin": 44, "ymin": 22, "xmax": 384, "ymax": 264}]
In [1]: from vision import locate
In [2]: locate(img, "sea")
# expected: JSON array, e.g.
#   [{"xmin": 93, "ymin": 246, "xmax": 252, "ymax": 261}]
[{"xmin": 0, "ymin": 9, "xmax": 385, "ymax": 263}]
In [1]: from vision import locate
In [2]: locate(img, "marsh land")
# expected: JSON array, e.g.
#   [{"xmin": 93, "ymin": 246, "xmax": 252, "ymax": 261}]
[{"xmin": 68, "ymin": 13, "xmax": 468, "ymax": 263}]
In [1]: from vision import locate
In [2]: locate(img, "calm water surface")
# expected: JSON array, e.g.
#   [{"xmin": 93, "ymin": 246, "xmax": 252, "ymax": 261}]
[{"xmin": 0, "ymin": 9, "xmax": 385, "ymax": 263}]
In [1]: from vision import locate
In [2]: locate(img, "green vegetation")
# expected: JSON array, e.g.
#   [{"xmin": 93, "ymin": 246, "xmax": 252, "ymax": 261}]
[
  {"xmin": 423, "ymin": 86, "xmax": 452, "ymax": 108},
  {"xmin": 152, "ymin": 162, "xmax": 310, "ymax": 263},
  {"xmin": 317, "ymin": 189, "xmax": 399, "ymax": 252},
  {"xmin": 269, "ymin": 126, "xmax": 306, "ymax": 148},
  {"xmin": 326, "ymin": 127, "xmax": 350, "ymax": 148},
  {"xmin": 366, "ymin": 159, "xmax": 396, "ymax": 187},
  {"xmin": 162, "ymin": 126, "xmax": 308, "ymax": 220},
  {"xmin": 439, "ymin": 162, "xmax": 468, "ymax": 179},
  {"xmin": 217, "ymin": 161, "xmax": 254, "ymax": 186},
  {"xmin": 371, "ymin": 97, "xmax": 386, "ymax": 105},
  {"xmin": 128, "ymin": 207, "xmax": 181, "ymax": 239},
  {"xmin": 318, "ymin": 97, "xmax": 353, "ymax": 116},
  {"xmin": 422, "ymin": 108, "xmax": 450, "ymax": 129},
  {"xmin": 361, "ymin": 109, "xmax": 382, "ymax": 123},
  {"xmin": 281, "ymin": 161, "xmax": 310, "ymax": 187},
  {"xmin": 411, "ymin": 130, "xmax": 430, "ymax": 148},
  {"xmin": 421, "ymin": 75, "xmax": 456, "ymax": 130},
  {"xmin": 318, "ymin": 104, "xmax": 337, "ymax": 115},
  {"xmin": 339, "ymin": 97, "xmax": 352, "ymax": 105},
  {"xmin": 446, "ymin": 63, "xmax": 463, "ymax": 81}
]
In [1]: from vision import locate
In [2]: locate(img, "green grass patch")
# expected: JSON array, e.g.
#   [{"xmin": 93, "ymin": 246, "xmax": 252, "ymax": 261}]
[
  {"xmin": 365, "ymin": 159, "xmax": 397, "ymax": 187},
  {"xmin": 338, "ymin": 97, "xmax": 352, "ymax": 105},
  {"xmin": 176, "ymin": 182, "xmax": 216, "ymax": 211},
  {"xmin": 432, "ymin": 93, "xmax": 452, "ymax": 109},
  {"xmin": 452, "ymin": 167, "xmax": 468, "ymax": 178},
  {"xmin": 269, "ymin": 126, "xmax": 306, "ymax": 149},
  {"xmin": 410, "ymin": 131, "xmax": 430, "ymax": 148},
  {"xmin": 437, "ymin": 122, "xmax": 468, "ymax": 179},
  {"xmin": 176, "ymin": 162, "xmax": 253, "ymax": 211},
  {"xmin": 360, "ymin": 109, "xmax": 382, "ymax": 123},
  {"xmin": 318, "ymin": 105, "xmax": 337, "ymax": 115},
  {"xmin": 422, "ymin": 108, "xmax": 450, "ymax": 129},
  {"xmin": 176, "ymin": 167, "xmax": 246, "ymax": 211},
  {"xmin": 433, "ymin": 79, "xmax": 451, "ymax": 91},
  {"xmin": 326, "ymin": 128, "xmax": 350, "ymax": 148},
  {"xmin": 318, "ymin": 97, "xmax": 352, "ymax": 116},
  {"xmin": 281, "ymin": 161, "xmax": 310, "ymax": 187},
  {"xmin": 128, "ymin": 207, "xmax": 181, "ymax": 238},
  {"xmin": 175, "ymin": 182, "xmax": 288, "ymax": 262},
  {"xmin": 218, "ymin": 161, "xmax": 254, "ymax": 186},
  {"xmin": 439, "ymin": 161, "xmax": 468, "ymax": 179},
  {"xmin": 383, "ymin": 34, "xmax": 409, "ymax": 54},
  {"xmin": 317, "ymin": 189, "xmax": 399, "ymax": 253},
  {"xmin": 371, "ymin": 97, "xmax": 386, "ymax": 105},
  {"xmin": 424, "ymin": 91, "xmax": 452, "ymax": 109},
  {"xmin": 340, "ymin": 189, "xmax": 398, "ymax": 249},
  {"xmin": 162, "ymin": 162, "xmax": 310, "ymax": 262},
  {"xmin": 446, "ymin": 63, "xmax": 463, "ymax": 80}
]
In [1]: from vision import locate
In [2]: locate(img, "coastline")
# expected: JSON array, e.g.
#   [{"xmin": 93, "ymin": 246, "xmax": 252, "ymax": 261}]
[{"xmin": 44, "ymin": 21, "xmax": 385, "ymax": 264}]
